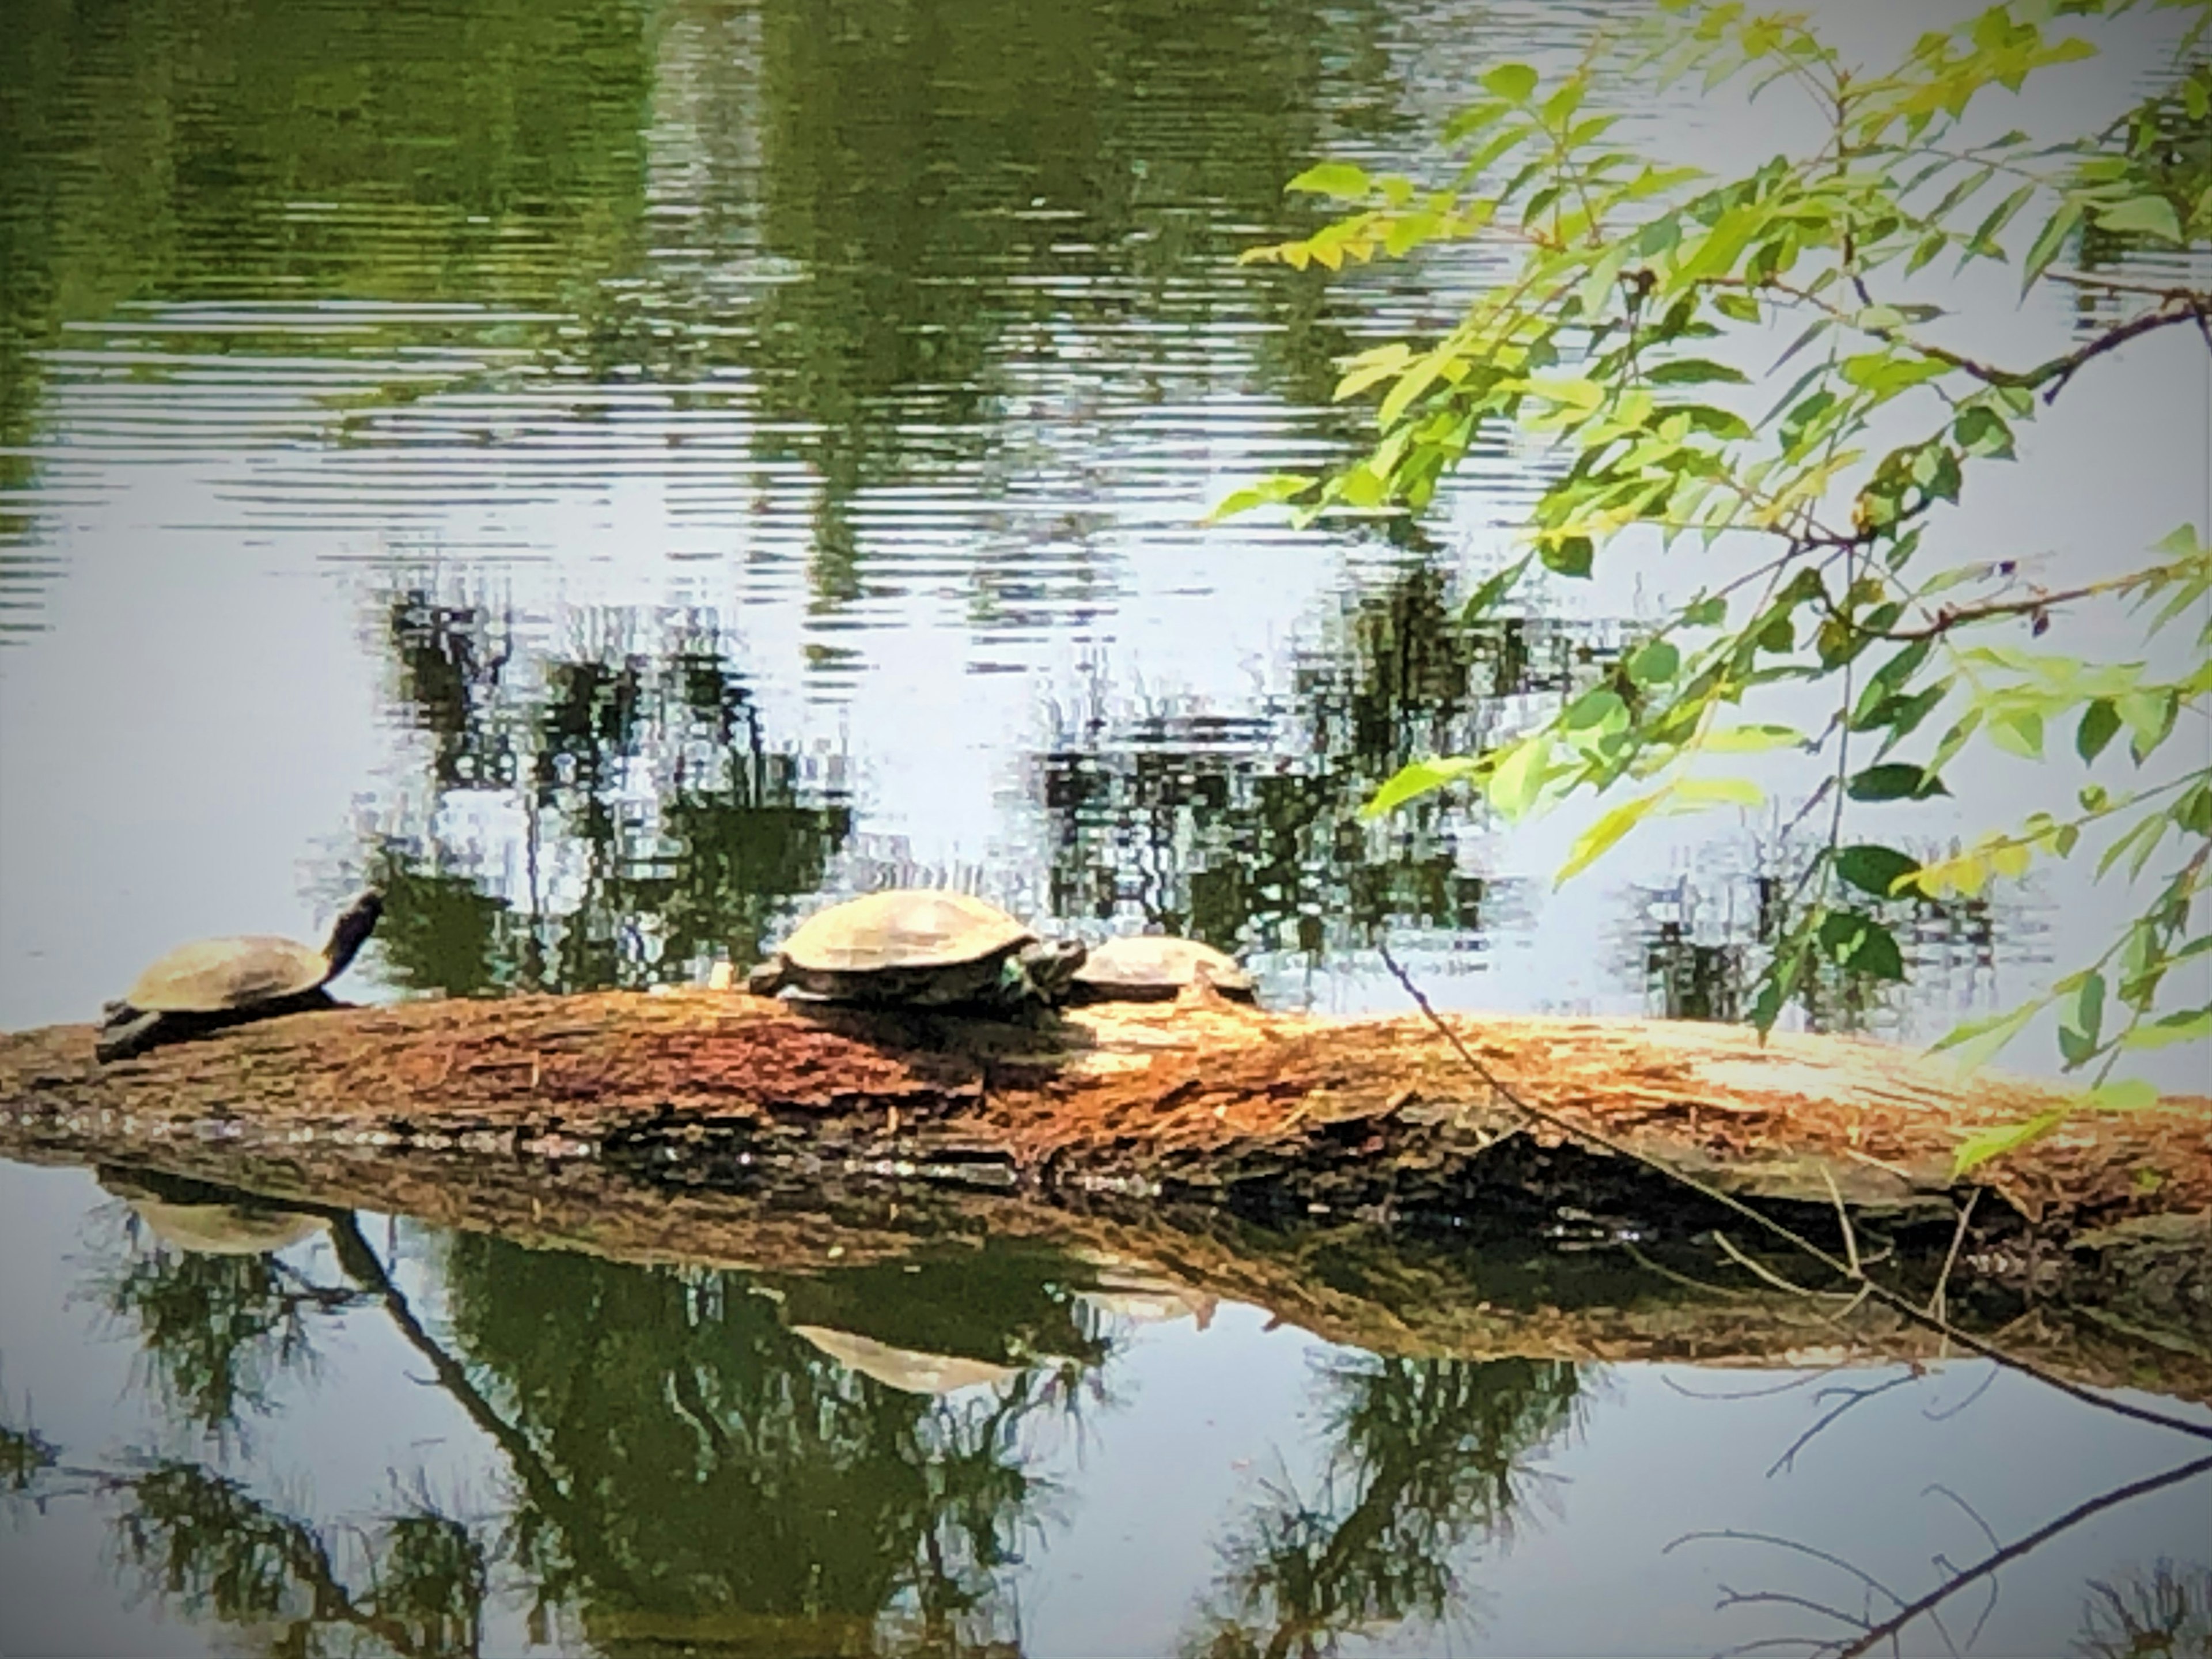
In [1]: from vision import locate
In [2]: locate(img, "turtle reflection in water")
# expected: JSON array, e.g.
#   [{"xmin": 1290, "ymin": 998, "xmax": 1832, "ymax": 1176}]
[
  {"xmin": 789, "ymin": 1325, "xmax": 1026, "ymax": 1396},
  {"xmin": 747, "ymin": 889, "xmax": 1085, "ymax": 1018},
  {"xmin": 1067, "ymin": 934, "xmax": 1256, "ymax": 1005},
  {"xmin": 95, "ymin": 891, "xmax": 383, "ymax": 1063},
  {"xmin": 97, "ymin": 1169, "xmax": 323, "ymax": 1256}
]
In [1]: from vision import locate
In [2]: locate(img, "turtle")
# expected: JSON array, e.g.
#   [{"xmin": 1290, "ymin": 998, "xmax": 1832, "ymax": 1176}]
[
  {"xmin": 745, "ymin": 889, "xmax": 1085, "ymax": 1014},
  {"xmin": 95, "ymin": 890, "xmax": 384, "ymax": 1064},
  {"xmin": 1066, "ymin": 934, "xmax": 1256, "ymax": 1005}
]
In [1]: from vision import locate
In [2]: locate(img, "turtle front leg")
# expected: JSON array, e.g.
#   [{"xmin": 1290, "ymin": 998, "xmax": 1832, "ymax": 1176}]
[{"xmin": 94, "ymin": 1007, "xmax": 166, "ymax": 1064}]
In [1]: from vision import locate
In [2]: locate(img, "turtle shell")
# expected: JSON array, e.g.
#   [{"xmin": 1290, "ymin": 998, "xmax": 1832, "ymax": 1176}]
[
  {"xmin": 1071, "ymin": 935, "xmax": 1255, "ymax": 1001},
  {"xmin": 120, "ymin": 935, "xmax": 336, "ymax": 1014},
  {"xmin": 777, "ymin": 890, "xmax": 1032, "ymax": 974}
]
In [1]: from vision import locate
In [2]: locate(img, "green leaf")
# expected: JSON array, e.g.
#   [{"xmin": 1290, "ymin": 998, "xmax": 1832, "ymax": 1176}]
[
  {"xmin": 1205, "ymin": 474, "xmax": 1316, "ymax": 524},
  {"xmin": 1565, "ymin": 688, "xmax": 1627, "ymax": 730},
  {"xmin": 2020, "ymin": 200, "xmax": 2082, "ymax": 290},
  {"xmin": 2079, "ymin": 1077, "xmax": 2160, "ymax": 1112},
  {"xmin": 2122, "ymin": 1007, "xmax": 2212, "ymax": 1050},
  {"xmin": 1704, "ymin": 722, "xmax": 1804, "ymax": 752},
  {"xmin": 1481, "ymin": 62, "xmax": 1540, "ymax": 102},
  {"xmin": 2116, "ymin": 690, "xmax": 2177, "ymax": 762},
  {"xmin": 1670, "ymin": 777, "xmax": 1764, "ymax": 809},
  {"xmin": 1932, "ymin": 1001, "xmax": 2039, "ymax": 1071},
  {"xmin": 2061, "ymin": 969, "xmax": 2107, "ymax": 1051},
  {"xmin": 1488, "ymin": 734, "xmax": 1553, "ymax": 820},
  {"xmin": 1683, "ymin": 596, "xmax": 1728, "ymax": 628},
  {"xmin": 1847, "ymin": 763, "xmax": 1948, "ymax": 802},
  {"xmin": 1645, "ymin": 358, "xmax": 1751, "ymax": 385},
  {"xmin": 1288, "ymin": 162, "xmax": 1373, "ymax": 199},
  {"xmin": 1558, "ymin": 789, "xmax": 1664, "ymax": 881},
  {"xmin": 1711, "ymin": 291, "xmax": 1762, "ymax": 323},
  {"xmin": 2076, "ymin": 699, "xmax": 2120, "ymax": 763},
  {"xmin": 1460, "ymin": 556, "xmax": 1530, "ymax": 622},
  {"xmin": 1540, "ymin": 535, "xmax": 1595, "ymax": 578},
  {"xmin": 1818, "ymin": 909, "xmax": 1907, "ymax": 980},
  {"xmin": 1952, "ymin": 1108, "xmax": 2068, "ymax": 1177},
  {"xmin": 1627, "ymin": 640, "xmax": 1680, "ymax": 684},
  {"xmin": 2093, "ymin": 195, "xmax": 2184, "ymax": 243},
  {"xmin": 1835, "ymin": 844, "xmax": 1921, "ymax": 899},
  {"xmin": 1988, "ymin": 709, "xmax": 2044, "ymax": 759},
  {"xmin": 1363, "ymin": 755, "xmax": 1482, "ymax": 818}
]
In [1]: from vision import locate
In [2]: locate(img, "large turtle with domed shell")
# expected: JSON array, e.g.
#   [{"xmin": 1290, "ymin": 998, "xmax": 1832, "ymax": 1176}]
[
  {"xmin": 747, "ymin": 889, "xmax": 1085, "ymax": 1016},
  {"xmin": 95, "ymin": 892, "xmax": 384, "ymax": 1063}
]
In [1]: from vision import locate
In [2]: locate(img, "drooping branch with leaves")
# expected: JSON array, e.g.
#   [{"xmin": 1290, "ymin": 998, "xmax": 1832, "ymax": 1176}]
[{"xmin": 1222, "ymin": 0, "xmax": 2211, "ymax": 1166}]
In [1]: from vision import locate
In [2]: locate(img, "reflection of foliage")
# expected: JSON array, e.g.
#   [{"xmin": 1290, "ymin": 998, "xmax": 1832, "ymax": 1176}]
[
  {"xmin": 1630, "ymin": 843, "xmax": 2007, "ymax": 1031},
  {"xmin": 375, "ymin": 590, "xmax": 850, "ymax": 995},
  {"xmin": 95, "ymin": 1219, "xmax": 350, "ymax": 1438},
  {"xmin": 1184, "ymin": 1355, "xmax": 1582, "ymax": 1658},
  {"xmin": 1, "ymin": 1420, "xmax": 59, "ymax": 1491},
  {"xmin": 1045, "ymin": 557, "xmax": 1569, "ymax": 958},
  {"xmin": 107, "ymin": 1463, "xmax": 490, "ymax": 1659},
  {"xmin": 2075, "ymin": 1562, "xmax": 2212, "ymax": 1659},
  {"xmin": 431, "ymin": 1233, "xmax": 1069, "ymax": 1650}
]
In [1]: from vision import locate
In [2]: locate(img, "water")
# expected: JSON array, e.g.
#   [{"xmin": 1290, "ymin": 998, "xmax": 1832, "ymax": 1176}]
[{"xmin": 2, "ymin": 0, "xmax": 2208, "ymax": 1652}]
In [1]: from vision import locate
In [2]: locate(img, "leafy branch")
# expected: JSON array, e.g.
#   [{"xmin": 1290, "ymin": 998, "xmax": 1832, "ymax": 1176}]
[{"xmin": 1219, "ymin": 0, "xmax": 2212, "ymax": 1162}]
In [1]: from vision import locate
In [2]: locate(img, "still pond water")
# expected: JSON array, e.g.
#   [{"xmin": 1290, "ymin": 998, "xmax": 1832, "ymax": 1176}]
[{"xmin": 1, "ymin": 0, "xmax": 2207, "ymax": 1653}]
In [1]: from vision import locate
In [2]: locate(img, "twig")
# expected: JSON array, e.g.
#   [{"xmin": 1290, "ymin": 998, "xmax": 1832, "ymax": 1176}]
[
  {"xmin": 1376, "ymin": 942, "xmax": 2212, "ymax": 1444},
  {"xmin": 1768, "ymin": 1372, "xmax": 1918, "ymax": 1478},
  {"xmin": 1921, "ymin": 1483, "xmax": 2002, "ymax": 1649},
  {"xmin": 1927, "ymin": 1189, "xmax": 1980, "ymax": 1331},
  {"xmin": 1921, "ymin": 1363, "xmax": 2000, "ymax": 1425},
  {"xmin": 1819, "ymin": 1166, "xmax": 1860, "ymax": 1277}
]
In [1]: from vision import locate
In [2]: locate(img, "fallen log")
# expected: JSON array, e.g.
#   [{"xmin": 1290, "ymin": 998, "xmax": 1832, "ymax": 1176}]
[
  {"xmin": 3, "ymin": 990, "xmax": 2205, "ymax": 1398},
  {"xmin": 1, "ymin": 988, "xmax": 2202, "ymax": 1228}
]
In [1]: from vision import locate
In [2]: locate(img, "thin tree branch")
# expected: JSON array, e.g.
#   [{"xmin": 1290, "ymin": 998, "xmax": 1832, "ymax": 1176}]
[{"xmin": 1376, "ymin": 944, "xmax": 2212, "ymax": 1444}]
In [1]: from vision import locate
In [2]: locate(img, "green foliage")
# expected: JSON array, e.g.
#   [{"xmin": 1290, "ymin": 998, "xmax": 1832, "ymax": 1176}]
[{"xmin": 1225, "ymin": 0, "xmax": 2212, "ymax": 1164}]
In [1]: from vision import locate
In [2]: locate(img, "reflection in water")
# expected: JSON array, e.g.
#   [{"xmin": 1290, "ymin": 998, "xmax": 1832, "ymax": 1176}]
[
  {"xmin": 1184, "ymin": 1355, "xmax": 1581, "ymax": 1658},
  {"xmin": 2075, "ymin": 1561, "xmax": 2212, "ymax": 1659},
  {"xmin": 430, "ymin": 1231, "xmax": 1081, "ymax": 1653},
  {"xmin": 374, "ymin": 589, "xmax": 851, "ymax": 993},
  {"xmin": 1042, "ymin": 556, "xmax": 1566, "ymax": 963},
  {"xmin": 1627, "ymin": 831, "xmax": 2016, "ymax": 1029},
  {"xmin": 90, "ymin": 1169, "xmax": 351, "ymax": 1438}
]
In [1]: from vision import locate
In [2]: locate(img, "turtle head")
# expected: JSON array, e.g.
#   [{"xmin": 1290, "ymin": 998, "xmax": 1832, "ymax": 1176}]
[
  {"xmin": 1017, "ymin": 938, "xmax": 1088, "ymax": 1006},
  {"xmin": 746, "ymin": 956, "xmax": 790, "ymax": 999},
  {"xmin": 321, "ymin": 891, "xmax": 384, "ymax": 976}
]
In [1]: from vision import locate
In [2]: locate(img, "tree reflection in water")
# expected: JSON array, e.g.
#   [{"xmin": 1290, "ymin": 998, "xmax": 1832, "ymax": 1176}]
[
  {"xmin": 88, "ymin": 1169, "xmax": 359, "ymax": 1443},
  {"xmin": 373, "ymin": 589, "xmax": 851, "ymax": 997},
  {"xmin": 1181, "ymin": 1354, "xmax": 1584, "ymax": 1659},
  {"xmin": 1041, "ymin": 555, "xmax": 1594, "ymax": 967}
]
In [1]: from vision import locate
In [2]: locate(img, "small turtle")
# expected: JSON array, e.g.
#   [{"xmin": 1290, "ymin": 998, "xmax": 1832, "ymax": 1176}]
[
  {"xmin": 96, "ymin": 891, "xmax": 384, "ymax": 1063},
  {"xmin": 747, "ymin": 889, "xmax": 1085, "ymax": 1014},
  {"xmin": 1067, "ymin": 934, "xmax": 1256, "ymax": 1005}
]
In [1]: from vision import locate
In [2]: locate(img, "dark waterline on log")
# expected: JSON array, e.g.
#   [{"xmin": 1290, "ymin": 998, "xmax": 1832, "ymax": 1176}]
[{"xmin": 2, "ymin": 0, "xmax": 2208, "ymax": 1652}]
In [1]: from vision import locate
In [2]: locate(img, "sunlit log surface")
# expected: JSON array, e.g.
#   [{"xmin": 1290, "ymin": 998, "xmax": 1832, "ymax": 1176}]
[
  {"xmin": 3, "ymin": 989, "xmax": 2206, "ymax": 1396},
  {"xmin": 2, "ymin": 988, "xmax": 2204, "ymax": 1225}
]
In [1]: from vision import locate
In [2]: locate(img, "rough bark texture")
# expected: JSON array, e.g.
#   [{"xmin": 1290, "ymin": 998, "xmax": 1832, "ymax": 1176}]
[
  {"xmin": 4, "ymin": 990, "xmax": 2206, "ymax": 1397},
  {"xmin": 2, "ymin": 987, "xmax": 2203, "ymax": 1228}
]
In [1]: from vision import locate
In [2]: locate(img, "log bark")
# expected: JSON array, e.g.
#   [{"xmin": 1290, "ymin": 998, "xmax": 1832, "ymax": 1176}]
[
  {"xmin": 4, "ymin": 990, "xmax": 2206, "ymax": 1399},
  {"xmin": 2, "ymin": 988, "xmax": 2202, "ymax": 1228}
]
